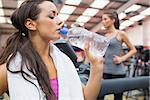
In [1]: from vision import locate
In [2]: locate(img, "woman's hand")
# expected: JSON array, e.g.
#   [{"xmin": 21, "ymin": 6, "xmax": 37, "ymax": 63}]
[
  {"xmin": 84, "ymin": 42, "xmax": 104, "ymax": 71},
  {"xmin": 84, "ymin": 42, "xmax": 104, "ymax": 65},
  {"xmin": 113, "ymin": 55, "xmax": 125, "ymax": 64}
]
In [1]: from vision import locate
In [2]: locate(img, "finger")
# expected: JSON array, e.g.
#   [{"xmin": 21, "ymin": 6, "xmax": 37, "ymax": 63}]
[
  {"xmin": 84, "ymin": 41, "xmax": 91, "ymax": 56},
  {"xmin": 113, "ymin": 58, "xmax": 117, "ymax": 63},
  {"xmin": 84, "ymin": 41, "xmax": 89, "ymax": 51},
  {"xmin": 113, "ymin": 55, "xmax": 117, "ymax": 57}
]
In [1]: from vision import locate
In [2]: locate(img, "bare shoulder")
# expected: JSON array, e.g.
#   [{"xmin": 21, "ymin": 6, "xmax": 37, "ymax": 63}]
[
  {"xmin": 0, "ymin": 63, "xmax": 8, "ymax": 95},
  {"xmin": 117, "ymin": 30, "xmax": 128, "ymax": 40},
  {"xmin": 118, "ymin": 30, "xmax": 126, "ymax": 36},
  {"xmin": 0, "ymin": 63, "xmax": 7, "ymax": 78}
]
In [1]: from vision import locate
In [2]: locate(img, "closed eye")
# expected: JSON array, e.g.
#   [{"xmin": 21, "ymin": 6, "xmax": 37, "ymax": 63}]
[{"xmin": 49, "ymin": 16, "xmax": 54, "ymax": 19}]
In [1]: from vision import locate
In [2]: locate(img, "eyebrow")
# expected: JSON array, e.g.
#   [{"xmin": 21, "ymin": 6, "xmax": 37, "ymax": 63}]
[{"xmin": 49, "ymin": 10, "xmax": 58, "ymax": 15}]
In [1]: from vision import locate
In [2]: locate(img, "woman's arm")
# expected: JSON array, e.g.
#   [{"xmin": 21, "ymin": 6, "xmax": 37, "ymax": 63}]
[
  {"xmin": 82, "ymin": 43, "xmax": 104, "ymax": 100},
  {"xmin": 120, "ymin": 31, "xmax": 137, "ymax": 61},
  {"xmin": 114, "ymin": 31, "xmax": 137, "ymax": 64},
  {"xmin": 82, "ymin": 61, "xmax": 103, "ymax": 100},
  {"xmin": 0, "ymin": 63, "xmax": 8, "ymax": 96}
]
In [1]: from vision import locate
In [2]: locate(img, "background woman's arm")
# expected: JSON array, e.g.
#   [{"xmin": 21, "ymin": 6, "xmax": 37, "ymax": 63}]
[
  {"xmin": 121, "ymin": 31, "xmax": 137, "ymax": 61},
  {"xmin": 113, "ymin": 31, "xmax": 137, "ymax": 64}
]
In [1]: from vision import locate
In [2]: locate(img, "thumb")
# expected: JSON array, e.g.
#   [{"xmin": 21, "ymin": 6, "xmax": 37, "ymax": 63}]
[{"xmin": 84, "ymin": 41, "xmax": 91, "ymax": 57}]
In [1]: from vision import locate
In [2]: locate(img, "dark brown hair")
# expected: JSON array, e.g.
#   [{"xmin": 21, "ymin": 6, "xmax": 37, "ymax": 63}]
[
  {"xmin": 0, "ymin": 0, "xmax": 55, "ymax": 99},
  {"xmin": 103, "ymin": 10, "xmax": 120, "ymax": 29}
]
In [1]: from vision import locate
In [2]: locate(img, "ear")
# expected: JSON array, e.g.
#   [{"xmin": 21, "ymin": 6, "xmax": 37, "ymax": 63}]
[
  {"xmin": 112, "ymin": 19, "xmax": 115, "ymax": 23},
  {"xmin": 25, "ymin": 18, "xmax": 37, "ymax": 31}
]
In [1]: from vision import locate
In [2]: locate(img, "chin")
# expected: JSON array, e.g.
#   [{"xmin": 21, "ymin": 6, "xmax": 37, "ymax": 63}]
[
  {"xmin": 54, "ymin": 35, "xmax": 61, "ymax": 40},
  {"xmin": 104, "ymin": 26, "xmax": 109, "ymax": 30}
]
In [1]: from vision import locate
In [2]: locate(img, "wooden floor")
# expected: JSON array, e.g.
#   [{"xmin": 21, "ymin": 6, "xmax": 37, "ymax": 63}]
[{"xmin": 105, "ymin": 95, "xmax": 144, "ymax": 100}]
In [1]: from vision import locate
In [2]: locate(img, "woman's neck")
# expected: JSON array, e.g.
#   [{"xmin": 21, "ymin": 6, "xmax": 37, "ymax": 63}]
[
  {"xmin": 36, "ymin": 44, "xmax": 50, "ymax": 58},
  {"xmin": 31, "ymin": 36, "xmax": 50, "ymax": 58},
  {"xmin": 106, "ymin": 25, "xmax": 117, "ymax": 34}
]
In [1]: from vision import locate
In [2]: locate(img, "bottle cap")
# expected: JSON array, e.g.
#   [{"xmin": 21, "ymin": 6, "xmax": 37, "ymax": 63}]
[{"xmin": 59, "ymin": 24, "xmax": 68, "ymax": 35}]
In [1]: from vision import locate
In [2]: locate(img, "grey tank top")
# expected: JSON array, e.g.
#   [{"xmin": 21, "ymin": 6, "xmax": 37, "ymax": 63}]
[{"xmin": 104, "ymin": 36, "xmax": 126, "ymax": 75}]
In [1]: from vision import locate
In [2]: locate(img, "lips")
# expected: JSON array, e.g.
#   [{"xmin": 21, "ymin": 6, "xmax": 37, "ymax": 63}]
[
  {"xmin": 56, "ymin": 28, "xmax": 61, "ymax": 33},
  {"xmin": 56, "ymin": 29, "xmax": 60, "ymax": 31}
]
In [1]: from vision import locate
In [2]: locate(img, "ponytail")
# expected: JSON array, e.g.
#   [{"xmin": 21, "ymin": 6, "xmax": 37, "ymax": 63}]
[{"xmin": 0, "ymin": 32, "xmax": 22, "ymax": 64}]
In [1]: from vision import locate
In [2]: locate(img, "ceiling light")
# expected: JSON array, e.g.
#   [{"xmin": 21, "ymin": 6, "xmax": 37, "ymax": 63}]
[
  {"xmin": 90, "ymin": 0, "xmax": 110, "ymax": 9},
  {"xmin": 121, "ymin": 20, "xmax": 134, "ymax": 27},
  {"xmin": 0, "ymin": 8, "xmax": 4, "ymax": 16},
  {"xmin": 60, "ymin": 5, "xmax": 76, "ymax": 14},
  {"xmin": 140, "ymin": 7, "xmax": 150, "ymax": 16},
  {"xmin": 17, "ymin": 0, "xmax": 24, "ymax": 8},
  {"xmin": 82, "ymin": 8, "xmax": 99, "ymax": 16},
  {"xmin": 0, "ymin": 0, "xmax": 3, "ymax": 7},
  {"xmin": 71, "ymin": 22, "xmax": 84, "ymax": 27},
  {"xmin": 119, "ymin": 25, "xmax": 126, "ymax": 30},
  {"xmin": 125, "ymin": 4, "xmax": 141, "ymax": 13},
  {"xmin": 0, "ymin": 16, "xmax": 6, "ymax": 23},
  {"xmin": 6, "ymin": 17, "xmax": 11, "ymax": 24},
  {"xmin": 65, "ymin": 0, "xmax": 81, "ymax": 5},
  {"xmin": 118, "ymin": 13, "xmax": 127, "ymax": 20},
  {"xmin": 78, "ymin": 22, "xmax": 84, "ymax": 26},
  {"xmin": 129, "ymin": 15, "xmax": 145, "ymax": 22},
  {"xmin": 76, "ymin": 16, "xmax": 91, "ymax": 23},
  {"xmin": 58, "ymin": 14, "xmax": 70, "ymax": 21}
]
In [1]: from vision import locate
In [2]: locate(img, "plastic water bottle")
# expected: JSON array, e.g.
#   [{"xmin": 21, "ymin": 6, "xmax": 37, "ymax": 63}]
[{"xmin": 59, "ymin": 25, "xmax": 110, "ymax": 57}]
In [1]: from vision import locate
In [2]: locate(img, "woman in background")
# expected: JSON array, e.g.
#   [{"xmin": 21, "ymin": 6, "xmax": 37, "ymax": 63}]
[
  {"xmin": 0, "ymin": 0, "xmax": 104, "ymax": 100},
  {"xmin": 100, "ymin": 10, "xmax": 137, "ymax": 100}
]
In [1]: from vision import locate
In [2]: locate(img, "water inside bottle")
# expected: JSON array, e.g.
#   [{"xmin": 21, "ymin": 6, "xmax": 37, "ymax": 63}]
[
  {"xmin": 68, "ymin": 27, "xmax": 110, "ymax": 57},
  {"xmin": 68, "ymin": 34, "xmax": 85, "ymax": 49},
  {"xmin": 89, "ymin": 34, "xmax": 110, "ymax": 57},
  {"xmin": 59, "ymin": 26, "xmax": 110, "ymax": 57}
]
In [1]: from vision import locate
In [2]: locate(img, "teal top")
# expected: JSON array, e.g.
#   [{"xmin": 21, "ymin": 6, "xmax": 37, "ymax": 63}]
[{"xmin": 104, "ymin": 37, "xmax": 126, "ymax": 75}]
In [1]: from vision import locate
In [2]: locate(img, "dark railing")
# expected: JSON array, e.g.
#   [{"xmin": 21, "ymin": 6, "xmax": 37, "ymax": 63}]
[{"xmin": 98, "ymin": 76, "xmax": 149, "ymax": 97}]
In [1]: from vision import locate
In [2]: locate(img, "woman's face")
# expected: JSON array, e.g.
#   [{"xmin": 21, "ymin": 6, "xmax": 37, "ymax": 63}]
[
  {"xmin": 35, "ymin": 1, "xmax": 62, "ymax": 42},
  {"xmin": 102, "ymin": 14, "xmax": 114, "ymax": 29}
]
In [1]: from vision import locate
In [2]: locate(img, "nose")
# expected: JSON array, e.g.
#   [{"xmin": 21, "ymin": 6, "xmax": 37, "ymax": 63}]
[
  {"xmin": 54, "ymin": 16, "xmax": 63, "ymax": 25},
  {"xmin": 54, "ymin": 16, "xmax": 64, "ymax": 29},
  {"xmin": 101, "ymin": 20, "xmax": 105, "ymax": 25}
]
